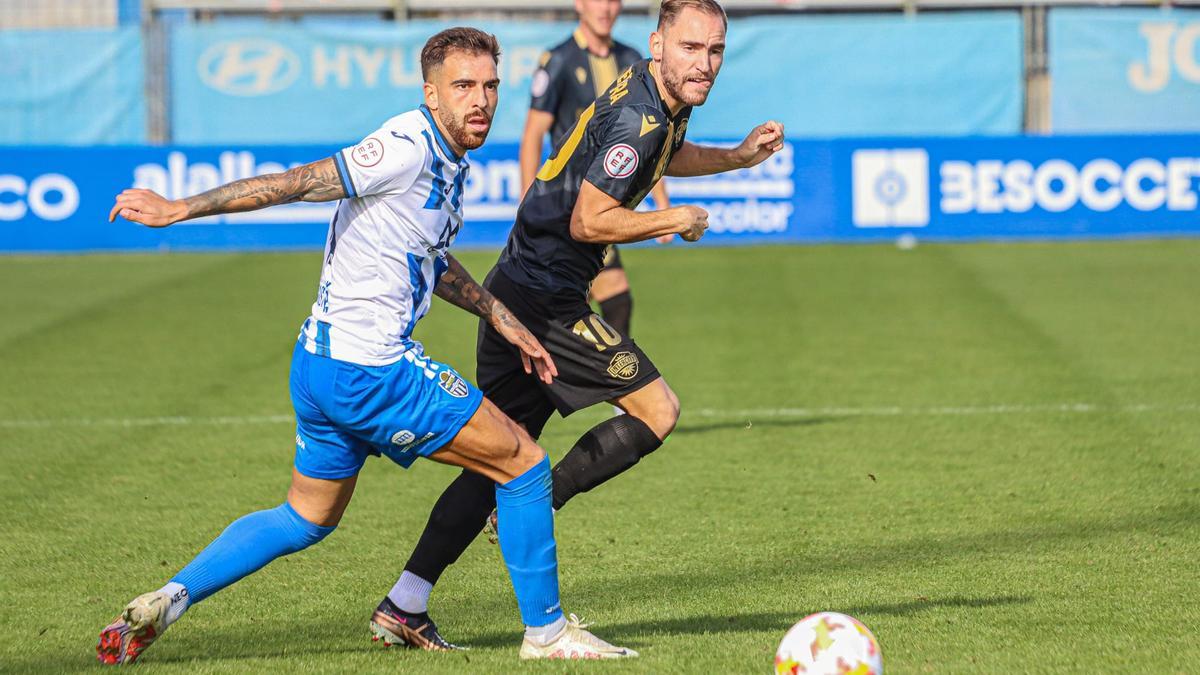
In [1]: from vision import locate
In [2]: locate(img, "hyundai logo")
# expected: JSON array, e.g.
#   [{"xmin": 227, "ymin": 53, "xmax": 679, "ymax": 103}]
[{"xmin": 198, "ymin": 39, "xmax": 300, "ymax": 96}]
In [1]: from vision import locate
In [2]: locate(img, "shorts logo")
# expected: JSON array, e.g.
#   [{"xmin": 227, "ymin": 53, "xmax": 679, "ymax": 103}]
[
  {"xmin": 603, "ymin": 144, "xmax": 639, "ymax": 179},
  {"xmin": 392, "ymin": 430, "xmax": 435, "ymax": 453},
  {"xmin": 351, "ymin": 137, "xmax": 384, "ymax": 167},
  {"xmin": 607, "ymin": 351, "xmax": 639, "ymax": 380},
  {"xmin": 438, "ymin": 371, "xmax": 470, "ymax": 398},
  {"xmin": 295, "ymin": 434, "xmax": 307, "ymax": 451}
]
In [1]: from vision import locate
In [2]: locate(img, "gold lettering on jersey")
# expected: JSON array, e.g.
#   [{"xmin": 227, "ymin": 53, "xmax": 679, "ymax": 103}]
[
  {"xmin": 639, "ymin": 114, "xmax": 661, "ymax": 137},
  {"xmin": 607, "ymin": 351, "xmax": 640, "ymax": 380},
  {"xmin": 536, "ymin": 103, "xmax": 596, "ymax": 182},
  {"xmin": 575, "ymin": 66, "xmax": 587, "ymax": 85},
  {"xmin": 675, "ymin": 118, "xmax": 688, "ymax": 145},
  {"xmin": 608, "ymin": 66, "xmax": 635, "ymax": 105}
]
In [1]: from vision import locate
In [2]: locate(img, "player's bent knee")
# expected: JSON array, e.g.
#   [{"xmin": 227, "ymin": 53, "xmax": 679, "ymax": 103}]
[
  {"xmin": 492, "ymin": 416, "xmax": 545, "ymax": 481},
  {"xmin": 508, "ymin": 435, "xmax": 547, "ymax": 477}
]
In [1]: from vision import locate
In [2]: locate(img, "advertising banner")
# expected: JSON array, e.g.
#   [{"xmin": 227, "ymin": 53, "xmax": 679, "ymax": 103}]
[
  {"xmin": 1050, "ymin": 8, "xmax": 1200, "ymax": 133},
  {"xmin": 169, "ymin": 12, "xmax": 1021, "ymax": 144},
  {"xmin": 2, "ymin": 135, "xmax": 1197, "ymax": 253}
]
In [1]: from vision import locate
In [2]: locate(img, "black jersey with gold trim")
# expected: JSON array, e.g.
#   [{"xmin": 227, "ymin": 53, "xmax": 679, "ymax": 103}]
[
  {"xmin": 498, "ymin": 59, "xmax": 692, "ymax": 298},
  {"xmin": 530, "ymin": 29, "xmax": 643, "ymax": 146}
]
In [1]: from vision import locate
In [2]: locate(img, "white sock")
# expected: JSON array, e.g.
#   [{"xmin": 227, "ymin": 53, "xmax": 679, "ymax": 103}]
[
  {"xmin": 157, "ymin": 582, "xmax": 190, "ymax": 628},
  {"xmin": 524, "ymin": 615, "xmax": 567, "ymax": 646},
  {"xmin": 388, "ymin": 571, "xmax": 433, "ymax": 614}
]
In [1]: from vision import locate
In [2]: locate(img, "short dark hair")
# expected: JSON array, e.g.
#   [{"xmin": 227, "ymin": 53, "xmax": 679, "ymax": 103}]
[
  {"xmin": 657, "ymin": 0, "xmax": 728, "ymax": 31},
  {"xmin": 420, "ymin": 27, "xmax": 501, "ymax": 81}
]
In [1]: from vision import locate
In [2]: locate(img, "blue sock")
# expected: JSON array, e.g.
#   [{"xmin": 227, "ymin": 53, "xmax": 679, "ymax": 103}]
[
  {"xmin": 171, "ymin": 502, "xmax": 335, "ymax": 604},
  {"xmin": 494, "ymin": 457, "xmax": 563, "ymax": 627}
]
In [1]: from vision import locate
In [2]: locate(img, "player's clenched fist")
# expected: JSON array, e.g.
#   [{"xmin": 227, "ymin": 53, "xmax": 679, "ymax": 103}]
[
  {"xmin": 677, "ymin": 205, "xmax": 709, "ymax": 242},
  {"xmin": 109, "ymin": 189, "xmax": 186, "ymax": 228},
  {"xmin": 734, "ymin": 120, "xmax": 785, "ymax": 169}
]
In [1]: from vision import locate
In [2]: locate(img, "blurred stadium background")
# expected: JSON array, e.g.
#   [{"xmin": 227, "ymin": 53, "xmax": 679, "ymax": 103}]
[{"xmin": 1, "ymin": 0, "xmax": 1198, "ymax": 248}]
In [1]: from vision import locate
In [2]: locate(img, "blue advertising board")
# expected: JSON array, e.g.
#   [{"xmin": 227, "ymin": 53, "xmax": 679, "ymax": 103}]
[
  {"xmin": 168, "ymin": 12, "xmax": 1021, "ymax": 144},
  {"xmin": 2, "ymin": 135, "xmax": 1197, "ymax": 253},
  {"xmin": 1050, "ymin": 8, "xmax": 1200, "ymax": 133}
]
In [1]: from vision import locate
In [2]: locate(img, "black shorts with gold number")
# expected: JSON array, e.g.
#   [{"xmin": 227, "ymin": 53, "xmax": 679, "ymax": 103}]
[
  {"xmin": 476, "ymin": 267, "xmax": 659, "ymax": 439},
  {"xmin": 601, "ymin": 245, "xmax": 623, "ymax": 271}
]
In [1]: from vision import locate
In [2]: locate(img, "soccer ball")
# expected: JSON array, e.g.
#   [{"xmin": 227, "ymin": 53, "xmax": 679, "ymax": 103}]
[{"xmin": 774, "ymin": 612, "xmax": 882, "ymax": 675}]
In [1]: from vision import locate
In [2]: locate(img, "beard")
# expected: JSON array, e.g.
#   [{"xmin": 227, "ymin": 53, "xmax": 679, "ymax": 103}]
[
  {"xmin": 660, "ymin": 60, "xmax": 714, "ymax": 107},
  {"xmin": 439, "ymin": 107, "xmax": 490, "ymax": 151}
]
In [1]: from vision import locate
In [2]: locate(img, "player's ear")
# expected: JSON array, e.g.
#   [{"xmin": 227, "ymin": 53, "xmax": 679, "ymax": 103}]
[
  {"xmin": 649, "ymin": 31, "xmax": 663, "ymax": 61},
  {"xmin": 423, "ymin": 81, "xmax": 439, "ymax": 111}
]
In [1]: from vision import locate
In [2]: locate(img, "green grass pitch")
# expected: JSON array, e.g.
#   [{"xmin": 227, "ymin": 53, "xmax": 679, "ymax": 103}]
[{"xmin": 1, "ymin": 240, "xmax": 1197, "ymax": 673}]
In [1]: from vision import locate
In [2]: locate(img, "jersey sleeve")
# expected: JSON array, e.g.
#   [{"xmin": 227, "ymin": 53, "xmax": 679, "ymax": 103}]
[
  {"xmin": 529, "ymin": 50, "xmax": 567, "ymax": 115},
  {"xmin": 334, "ymin": 127, "xmax": 425, "ymax": 199},
  {"xmin": 584, "ymin": 105, "xmax": 668, "ymax": 204}
]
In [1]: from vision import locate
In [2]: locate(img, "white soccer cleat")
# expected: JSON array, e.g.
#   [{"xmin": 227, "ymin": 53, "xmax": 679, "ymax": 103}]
[
  {"xmin": 96, "ymin": 591, "xmax": 171, "ymax": 665},
  {"xmin": 519, "ymin": 614, "xmax": 638, "ymax": 660}
]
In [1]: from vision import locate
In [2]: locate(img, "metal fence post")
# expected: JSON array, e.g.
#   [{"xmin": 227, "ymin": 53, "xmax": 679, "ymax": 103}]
[{"xmin": 1023, "ymin": 3, "xmax": 1050, "ymax": 134}]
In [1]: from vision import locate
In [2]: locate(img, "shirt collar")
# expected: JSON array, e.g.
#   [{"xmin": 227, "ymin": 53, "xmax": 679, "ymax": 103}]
[
  {"xmin": 419, "ymin": 105, "xmax": 463, "ymax": 162},
  {"xmin": 573, "ymin": 28, "xmax": 613, "ymax": 55}
]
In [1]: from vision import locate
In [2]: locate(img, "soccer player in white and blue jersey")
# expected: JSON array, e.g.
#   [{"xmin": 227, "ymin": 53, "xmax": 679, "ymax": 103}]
[{"xmin": 96, "ymin": 28, "xmax": 635, "ymax": 663}]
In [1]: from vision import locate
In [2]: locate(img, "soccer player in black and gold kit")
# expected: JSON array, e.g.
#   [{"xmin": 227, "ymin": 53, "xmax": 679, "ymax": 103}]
[
  {"xmin": 518, "ymin": 0, "xmax": 673, "ymax": 340},
  {"xmin": 377, "ymin": 0, "xmax": 786, "ymax": 648}
]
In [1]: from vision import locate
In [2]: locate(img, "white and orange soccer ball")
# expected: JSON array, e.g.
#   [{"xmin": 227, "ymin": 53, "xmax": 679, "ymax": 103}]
[{"xmin": 774, "ymin": 612, "xmax": 882, "ymax": 675}]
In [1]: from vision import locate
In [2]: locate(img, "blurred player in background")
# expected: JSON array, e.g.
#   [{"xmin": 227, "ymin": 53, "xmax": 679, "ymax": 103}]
[
  {"xmin": 379, "ymin": 0, "xmax": 785, "ymax": 648},
  {"xmin": 95, "ymin": 28, "xmax": 635, "ymax": 664},
  {"xmin": 519, "ymin": 0, "xmax": 674, "ymax": 342}
]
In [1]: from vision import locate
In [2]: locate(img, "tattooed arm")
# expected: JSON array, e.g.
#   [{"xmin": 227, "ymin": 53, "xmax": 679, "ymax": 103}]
[
  {"xmin": 109, "ymin": 157, "xmax": 346, "ymax": 227},
  {"xmin": 435, "ymin": 254, "xmax": 558, "ymax": 384}
]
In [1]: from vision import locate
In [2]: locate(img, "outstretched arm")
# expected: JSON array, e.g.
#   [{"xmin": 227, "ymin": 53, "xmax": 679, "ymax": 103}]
[
  {"xmin": 109, "ymin": 157, "xmax": 347, "ymax": 227},
  {"xmin": 666, "ymin": 121, "xmax": 785, "ymax": 177},
  {"xmin": 434, "ymin": 254, "xmax": 558, "ymax": 384}
]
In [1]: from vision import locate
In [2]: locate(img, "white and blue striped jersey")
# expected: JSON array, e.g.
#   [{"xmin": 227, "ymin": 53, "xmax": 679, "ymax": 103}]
[{"xmin": 298, "ymin": 105, "xmax": 468, "ymax": 367}]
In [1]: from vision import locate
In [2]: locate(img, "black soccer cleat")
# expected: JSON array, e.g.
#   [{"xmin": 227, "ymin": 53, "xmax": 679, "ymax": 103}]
[{"xmin": 369, "ymin": 597, "xmax": 461, "ymax": 651}]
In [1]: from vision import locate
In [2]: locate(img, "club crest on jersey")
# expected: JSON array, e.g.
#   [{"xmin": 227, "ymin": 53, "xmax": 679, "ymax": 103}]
[
  {"xmin": 352, "ymin": 137, "xmax": 384, "ymax": 167},
  {"xmin": 439, "ymin": 371, "xmax": 470, "ymax": 398},
  {"xmin": 531, "ymin": 69, "xmax": 550, "ymax": 98},
  {"xmin": 603, "ymin": 144, "xmax": 638, "ymax": 179},
  {"xmin": 607, "ymin": 351, "xmax": 639, "ymax": 380}
]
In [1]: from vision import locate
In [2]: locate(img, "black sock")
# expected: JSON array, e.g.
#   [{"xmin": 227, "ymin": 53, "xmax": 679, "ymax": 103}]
[
  {"xmin": 597, "ymin": 291, "xmax": 633, "ymax": 337},
  {"xmin": 552, "ymin": 415, "xmax": 662, "ymax": 510},
  {"xmin": 403, "ymin": 469, "xmax": 496, "ymax": 584}
]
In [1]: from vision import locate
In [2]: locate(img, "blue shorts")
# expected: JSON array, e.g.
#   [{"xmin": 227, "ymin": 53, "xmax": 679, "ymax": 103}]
[{"xmin": 289, "ymin": 341, "xmax": 485, "ymax": 480}]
